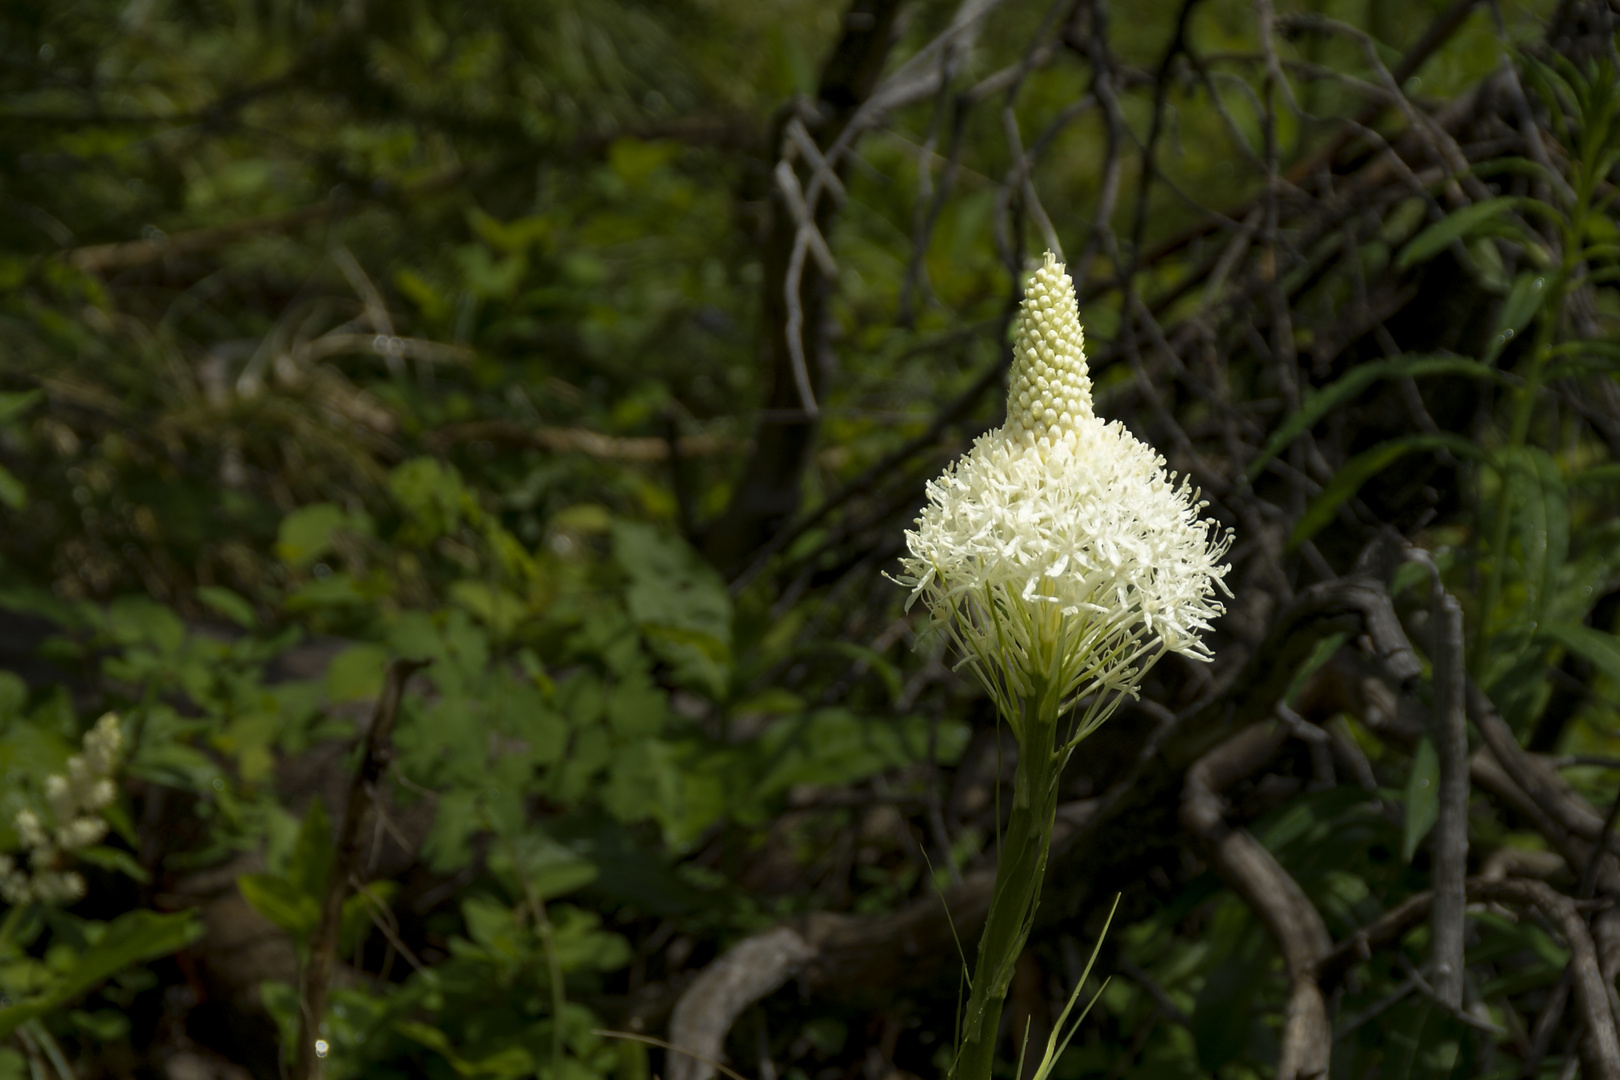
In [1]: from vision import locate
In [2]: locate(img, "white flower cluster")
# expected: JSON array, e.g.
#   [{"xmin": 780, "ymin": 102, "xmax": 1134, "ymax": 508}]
[
  {"xmin": 1, "ymin": 713, "xmax": 123, "ymax": 906},
  {"xmin": 898, "ymin": 253, "xmax": 1231, "ymax": 736}
]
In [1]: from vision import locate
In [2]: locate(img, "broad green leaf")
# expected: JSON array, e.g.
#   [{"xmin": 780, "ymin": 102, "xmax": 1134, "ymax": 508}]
[
  {"xmin": 1289, "ymin": 434, "xmax": 1489, "ymax": 548},
  {"xmin": 460, "ymin": 895, "xmax": 518, "ymax": 953},
  {"xmin": 325, "ymin": 643, "xmax": 388, "ymax": 702},
  {"xmin": 613, "ymin": 521, "xmax": 732, "ymax": 695},
  {"xmin": 0, "ymin": 911, "xmax": 200, "ymax": 1039},
  {"xmin": 276, "ymin": 503, "xmax": 358, "ymax": 568},
  {"xmin": 604, "ymin": 739, "xmax": 683, "ymax": 827},
  {"xmin": 105, "ymin": 596, "xmax": 185, "ymax": 653},
  {"xmin": 613, "ymin": 521, "xmax": 731, "ymax": 643},
  {"xmin": 237, "ymin": 873, "xmax": 320, "ymax": 940},
  {"xmin": 1542, "ymin": 622, "xmax": 1620, "ymax": 687},
  {"xmin": 1403, "ymin": 736, "xmax": 1440, "ymax": 862},
  {"xmin": 421, "ymin": 788, "xmax": 481, "ymax": 874},
  {"xmin": 1503, "ymin": 446, "xmax": 1569, "ymax": 622},
  {"xmin": 1247, "ymin": 356, "xmax": 1497, "ymax": 482}
]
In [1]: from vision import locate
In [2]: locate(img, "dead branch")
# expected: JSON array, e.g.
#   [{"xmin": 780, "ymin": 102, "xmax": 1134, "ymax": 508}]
[
  {"xmin": 293, "ymin": 658, "xmax": 428, "ymax": 1080},
  {"xmin": 666, "ymin": 928, "xmax": 817, "ymax": 1080},
  {"xmin": 1180, "ymin": 723, "xmax": 1332, "ymax": 1080},
  {"xmin": 1428, "ymin": 585, "xmax": 1469, "ymax": 1007},
  {"xmin": 426, "ymin": 419, "xmax": 735, "ymax": 462},
  {"xmin": 1473, "ymin": 879, "xmax": 1620, "ymax": 1080}
]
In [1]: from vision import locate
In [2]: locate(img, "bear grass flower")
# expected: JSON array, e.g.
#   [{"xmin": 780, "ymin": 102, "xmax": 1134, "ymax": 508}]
[
  {"xmin": 895, "ymin": 253, "xmax": 1229, "ymax": 1080},
  {"xmin": 899, "ymin": 251, "xmax": 1230, "ymax": 739}
]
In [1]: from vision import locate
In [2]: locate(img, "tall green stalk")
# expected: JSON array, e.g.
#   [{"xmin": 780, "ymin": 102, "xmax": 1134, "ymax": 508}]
[
  {"xmin": 1475, "ymin": 73, "xmax": 1605, "ymax": 664},
  {"xmin": 951, "ymin": 690, "xmax": 1064, "ymax": 1080},
  {"xmin": 896, "ymin": 251, "xmax": 1230, "ymax": 1080}
]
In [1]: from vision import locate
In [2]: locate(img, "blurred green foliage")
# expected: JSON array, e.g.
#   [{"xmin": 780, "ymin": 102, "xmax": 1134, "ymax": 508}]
[{"xmin": 1, "ymin": 1, "xmax": 1619, "ymax": 1080}]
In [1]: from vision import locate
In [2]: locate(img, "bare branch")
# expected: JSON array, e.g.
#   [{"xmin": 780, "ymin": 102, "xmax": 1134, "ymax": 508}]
[
  {"xmin": 1429, "ymin": 586, "xmax": 1469, "ymax": 1008},
  {"xmin": 294, "ymin": 658, "xmax": 429, "ymax": 1080},
  {"xmin": 1181, "ymin": 723, "xmax": 1332, "ymax": 1080}
]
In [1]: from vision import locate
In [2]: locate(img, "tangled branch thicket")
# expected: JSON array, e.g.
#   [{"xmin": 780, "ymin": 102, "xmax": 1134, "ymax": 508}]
[{"xmin": 2, "ymin": 0, "xmax": 1620, "ymax": 1077}]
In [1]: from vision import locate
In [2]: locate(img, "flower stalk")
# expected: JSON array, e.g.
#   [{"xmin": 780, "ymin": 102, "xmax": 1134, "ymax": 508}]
[
  {"xmin": 954, "ymin": 685, "xmax": 1064, "ymax": 1080},
  {"xmin": 895, "ymin": 253, "xmax": 1230, "ymax": 1080}
]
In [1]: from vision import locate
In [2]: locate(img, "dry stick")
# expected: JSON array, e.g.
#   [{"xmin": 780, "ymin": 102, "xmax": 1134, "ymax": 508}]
[
  {"xmin": 1063, "ymin": 0, "xmax": 1125, "ymax": 292},
  {"xmin": 1473, "ymin": 879, "xmax": 1620, "ymax": 1080},
  {"xmin": 66, "ymin": 168, "xmax": 469, "ymax": 275},
  {"xmin": 1180, "ymin": 723, "xmax": 1333, "ymax": 1080},
  {"xmin": 293, "ymin": 657, "xmax": 429, "ymax": 1080},
  {"xmin": 1430, "ymin": 587, "xmax": 1469, "ymax": 1008}
]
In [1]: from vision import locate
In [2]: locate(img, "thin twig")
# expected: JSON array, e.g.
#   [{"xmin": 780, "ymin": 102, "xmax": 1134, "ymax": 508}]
[
  {"xmin": 293, "ymin": 657, "xmax": 429, "ymax": 1080},
  {"xmin": 1429, "ymin": 582, "xmax": 1469, "ymax": 1008}
]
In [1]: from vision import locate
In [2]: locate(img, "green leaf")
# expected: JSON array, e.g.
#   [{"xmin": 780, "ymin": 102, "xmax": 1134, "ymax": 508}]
[
  {"xmin": 128, "ymin": 740, "xmax": 220, "ymax": 792},
  {"xmin": 1542, "ymin": 622, "xmax": 1620, "ymax": 687},
  {"xmin": 75, "ymin": 845, "xmax": 151, "ymax": 884},
  {"xmin": 1569, "ymin": 463, "xmax": 1620, "ymax": 488},
  {"xmin": 1192, "ymin": 949, "xmax": 1265, "ymax": 1071},
  {"xmin": 0, "ymin": 390, "xmax": 42, "ymax": 427},
  {"xmin": 1484, "ymin": 272, "xmax": 1548, "ymax": 363},
  {"xmin": 325, "ymin": 643, "xmax": 389, "ymax": 702},
  {"xmin": 1403, "ymin": 736, "xmax": 1440, "ymax": 862},
  {"xmin": 1396, "ymin": 197, "xmax": 1551, "ymax": 270},
  {"xmin": 197, "ymin": 586, "xmax": 258, "ymax": 629},
  {"xmin": 390, "ymin": 458, "xmax": 470, "ymax": 541},
  {"xmin": 237, "ymin": 873, "xmax": 320, "ymax": 940},
  {"xmin": 1247, "ymin": 355, "xmax": 1498, "ymax": 482},
  {"xmin": 613, "ymin": 521, "xmax": 732, "ymax": 696},
  {"xmin": 339, "ymin": 881, "xmax": 397, "ymax": 955},
  {"xmin": 492, "ymin": 834, "xmax": 599, "ymax": 902},
  {"xmin": 0, "ymin": 464, "xmax": 25, "ymax": 510},
  {"xmin": 276, "ymin": 503, "xmax": 350, "ymax": 568},
  {"xmin": 0, "ymin": 910, "xmax": 200, "ymax": 1039},
  {"xmin": 449, "ymin": 581, "xmax": 529, "ymax": 637},
  {"xmin": 70, "ymin": 1008, "xmax": 131, "ymax": 1042},
  {"xmin": 1503, "ymin": 446, "xmax": 1569, "ymax": 622},
  {"xmin": 606, "ymin": 676, "xmax": 667, "ymax": 739},
  {"xmin": 1289, "ymin": 434, "xmax": 1489, "ymax": 548},
  {"xmin": 288, "ymin": 797, "xmax": 334, "ymax": 901},
  {"xmin": 613, "ymin": 522, "xmax": 731, "ymax": 643}
]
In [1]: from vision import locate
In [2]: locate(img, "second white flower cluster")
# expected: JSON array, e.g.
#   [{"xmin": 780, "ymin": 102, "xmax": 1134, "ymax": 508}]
[{"xmin": 1, "ymin": 713, "xmax": 124, "ymax": 906}]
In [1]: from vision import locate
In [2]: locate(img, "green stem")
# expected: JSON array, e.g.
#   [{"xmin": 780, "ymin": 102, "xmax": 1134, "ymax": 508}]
[
  {"xmin": 951, "ymin": 692, "xmax": 1064, "ymax": 1080},
  {"xmin": 1475, "ymin": 154, "xmax": 1594, "ymax": 663},
  {"xmin": 504, "ymin": 835, "xmax": 567, "ymax": 1076}
]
